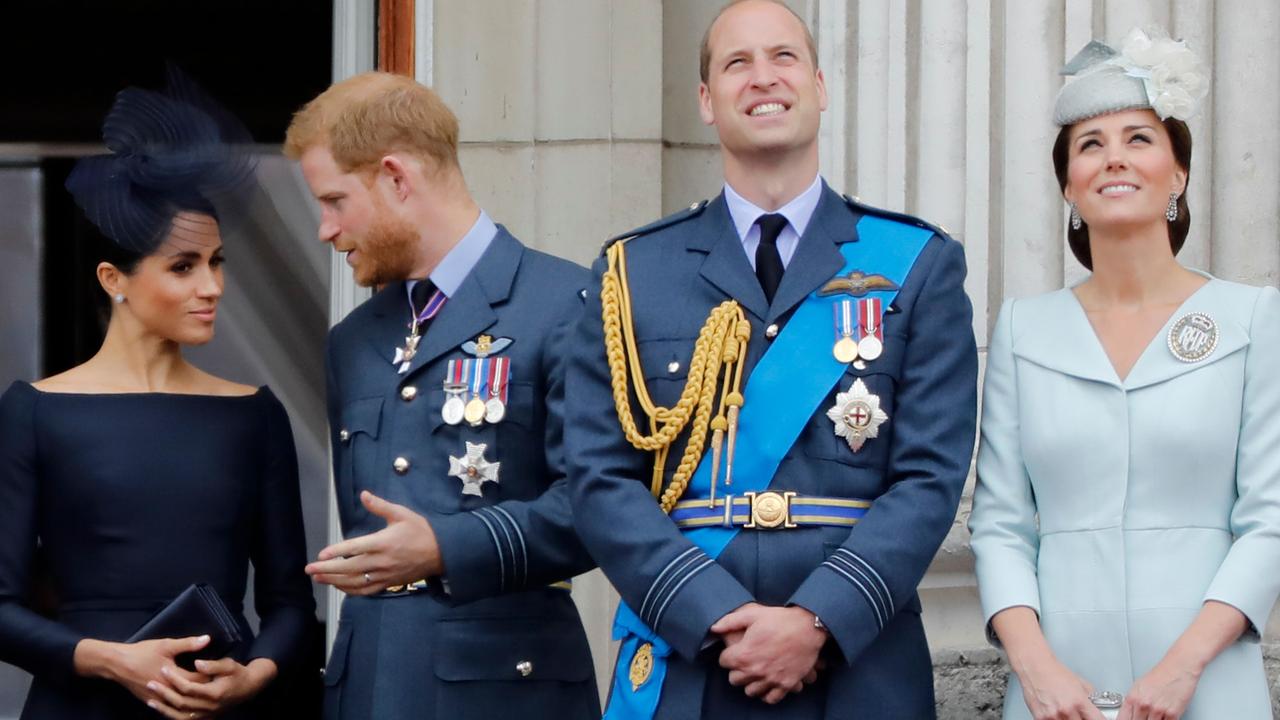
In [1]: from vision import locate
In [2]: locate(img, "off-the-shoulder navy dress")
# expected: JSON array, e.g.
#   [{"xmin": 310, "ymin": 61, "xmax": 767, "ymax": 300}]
[{"xmin": 0, "ymin": 381, "xmax": 315, "ymax": 718}]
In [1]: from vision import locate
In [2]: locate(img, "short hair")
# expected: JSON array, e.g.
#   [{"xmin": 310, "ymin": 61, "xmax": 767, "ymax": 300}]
[
  {"xmin": 283, "ymin": 72, "xmax": 459, "ymax": 173},
  {"xmin": 699, "ymin": 0, "xmax": 819, "ymax": 84},
  {"xmin": 1052, "ymin": 117, "xmax": 1193, "ymax": 270}
]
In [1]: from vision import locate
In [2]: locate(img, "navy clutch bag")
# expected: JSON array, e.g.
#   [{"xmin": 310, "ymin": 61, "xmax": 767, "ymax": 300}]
[{"xmin": 127, "ymin": 584, "xmax": 243, "ymax": 670}]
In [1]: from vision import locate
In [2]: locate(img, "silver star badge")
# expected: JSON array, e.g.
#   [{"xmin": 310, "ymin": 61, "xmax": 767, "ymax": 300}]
[
  {"xmin": 826, "ymin": 378, "xmax": 889, "ymax": 452},
  {"xmin": 448, "ymin": 442, "xmax": 501, "ymax": 496}
]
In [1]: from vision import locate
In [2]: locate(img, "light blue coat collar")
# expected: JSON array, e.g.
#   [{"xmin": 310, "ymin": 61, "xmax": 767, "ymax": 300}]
[{"xmin": 1012, "ymin": 274, "xmax": 1251, "ymax": 391}]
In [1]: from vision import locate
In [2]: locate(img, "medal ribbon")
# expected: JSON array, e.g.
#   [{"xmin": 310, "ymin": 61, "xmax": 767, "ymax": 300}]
[
  {"xmin": 465, "ymin": 358, "xmax": 490, "ymax": 399},
  {"xmin": 834, "ymin": 299, "xmax": 855, "ymax": 341},
  {"xmin": 412, "ymin": 287, "xmax": 447, "ymax": 325},
  {"xmin": 487, "ymin": 356, "xmax": 510, "ymax": 403},
  {"xmin": 605, "ymin": 214, "xmax": 935, "ymax": 720},
  {"xmin": 858, "ymin": 297, "xmax": 883, "ymax": 343}
]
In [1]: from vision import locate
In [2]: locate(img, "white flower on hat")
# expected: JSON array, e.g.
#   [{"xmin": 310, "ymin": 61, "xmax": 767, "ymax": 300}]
[{"xmin": 1109, "ymin": 27, "xmax": 1208, "ymax": 120}]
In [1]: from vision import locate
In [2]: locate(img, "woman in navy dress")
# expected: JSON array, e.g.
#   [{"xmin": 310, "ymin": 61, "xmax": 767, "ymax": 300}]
[{"xmin": 0, "ymin": 75, "xmax": 315, "ymax": 718}]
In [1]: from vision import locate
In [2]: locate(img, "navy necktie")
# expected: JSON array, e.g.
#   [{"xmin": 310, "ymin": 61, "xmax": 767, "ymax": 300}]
[{"xmin": 755, "ymin": 213, "xmax": 787, "ymax": 304}]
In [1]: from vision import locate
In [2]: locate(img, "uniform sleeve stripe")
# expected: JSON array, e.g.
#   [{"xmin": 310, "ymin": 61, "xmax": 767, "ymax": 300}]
[
  {"xmin": 471, "ymin": 509, "xmax": 507, "ymax": 592},
  {"xmin": 491, "ymin": 506, "xmax": 528, "ymax": 587},
  {"xmin": 826, "ymin": 554, "xmax": 890, "ymax": 621},
  {"xmin": 822, "ymin": 560, "xmax": 885, "ymax": 629},
  {"xmin": 476, "ymin": 507, "xmax": 519, "ymax": 589},
  {"xmin": 643, "ymin": 551, "xmax": 708, "ymax": 627},
  {"xmin": 651, "ymin": 556, "xmax": 714, "ymax": 631},
  {"xmin": 640, "ymin": 547, "xmax": 700, "ymax": 621},
  {"xmin": 835, "ymin": 549, "xmax": 894, "ymax": 615}
]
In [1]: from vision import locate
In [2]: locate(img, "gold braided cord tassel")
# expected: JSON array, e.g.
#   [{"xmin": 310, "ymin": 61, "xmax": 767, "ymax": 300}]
[{"xmin": 601, "ymin": 241, "xmax": 750, "ymax": 513}]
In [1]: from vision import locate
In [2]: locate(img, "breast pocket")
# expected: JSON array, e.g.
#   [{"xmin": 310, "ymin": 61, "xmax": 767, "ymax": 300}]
[
  {"xmin": 803, "ymin": 333, "xmax": 907, "ymax": 468},
  {"xmin": 635, "ymin": 336, "xmax": 697, "ymax": 409},
  {"xmin": 336, "ymin": 397, "xmax": 384, "ymax": 507}
]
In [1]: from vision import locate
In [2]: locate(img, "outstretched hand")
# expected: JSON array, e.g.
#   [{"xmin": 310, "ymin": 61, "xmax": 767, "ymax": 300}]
[{"xmin": 306, "ymin": 490, "xmax": 442, "ymax": 595}]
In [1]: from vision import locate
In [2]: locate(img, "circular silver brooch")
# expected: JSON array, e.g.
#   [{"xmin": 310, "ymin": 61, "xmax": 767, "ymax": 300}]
[{"xmin": 1167, "ymin": 312, "xmax": 1218, "ymax": 363}]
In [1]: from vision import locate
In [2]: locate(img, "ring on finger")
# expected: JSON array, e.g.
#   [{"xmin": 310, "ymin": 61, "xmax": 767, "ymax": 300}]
[{"xmin": 363, "ymin": 572, "xmax": 372, "ymax": 585}]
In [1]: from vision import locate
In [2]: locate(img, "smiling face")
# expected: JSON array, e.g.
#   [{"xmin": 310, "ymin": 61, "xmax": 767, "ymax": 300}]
[
  {"xmin": 1063, "ymin": 108, "xmax": 1187, "ymax": 236},
  {"xmin": 698, "ymin": 0, "xmax": 827, "ymax": 164},
  {"xmin": 300, "ymin": 144, "xmax": 420, "ymax": 287},
  {"xmin": 106, "ymin": 212, "xmax": 226, "ymax": 346}
]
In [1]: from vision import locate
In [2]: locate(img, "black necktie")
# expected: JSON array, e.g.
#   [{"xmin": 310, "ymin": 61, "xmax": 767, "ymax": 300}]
[{"xmin": 755, "ymin": 213, "xmax": 787, "ymax": 304}]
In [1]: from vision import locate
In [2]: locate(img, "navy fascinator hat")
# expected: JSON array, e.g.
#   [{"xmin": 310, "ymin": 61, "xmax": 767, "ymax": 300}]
[{"xmin": 66, "ymin": 66, "xmax": 256, "ymax": 256}]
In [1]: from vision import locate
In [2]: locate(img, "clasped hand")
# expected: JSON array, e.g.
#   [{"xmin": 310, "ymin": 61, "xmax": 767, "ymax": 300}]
[
  {"xmin": 306, "ymin": 490, "xmax": 443, "ymax": 595},
  {"xmin": 711, "ymin": 603, "xmax": 827, "ymax": 705},
  {"xmin": 78, "ymin": 635, "xmax": 275, "ymax": 719}
]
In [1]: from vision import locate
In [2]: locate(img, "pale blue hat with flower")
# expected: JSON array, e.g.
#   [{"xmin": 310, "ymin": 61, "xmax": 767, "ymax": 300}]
[{"xmin": 1054, "ymin": 27, "xmax": 1209, "ymax": 126}]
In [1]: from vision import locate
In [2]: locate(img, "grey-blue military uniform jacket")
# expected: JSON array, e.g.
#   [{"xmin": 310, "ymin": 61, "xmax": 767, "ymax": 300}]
[
  {"xmin": 323, "ymin": 226, "xmax": 600, "ymax": 720},
  {"xmin": 566, "ymin": 182, "xmax": 978, "ymax": 719}
]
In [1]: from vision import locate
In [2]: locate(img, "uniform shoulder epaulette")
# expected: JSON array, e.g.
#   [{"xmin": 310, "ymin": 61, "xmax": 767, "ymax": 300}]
[
  {"xmin": 841, "ymin": 194, "xmax": 954, "ymax": 240},
  {"xmin": 601, "ymin": 199, "xmax": 710, "ymax": 255}
]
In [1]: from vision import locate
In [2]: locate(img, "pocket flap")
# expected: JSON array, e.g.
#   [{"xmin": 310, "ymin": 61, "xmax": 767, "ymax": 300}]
[
  {"xmin": 323, "ymin": 622, "xmax": 353, "ymax": 687},
  {"xmin": 339, "ymin": 397, "xmax": 384, "ymax": 440},
  {"xmin": 433, "ymin": 617, "xmax": 592, "ymax": 682}
]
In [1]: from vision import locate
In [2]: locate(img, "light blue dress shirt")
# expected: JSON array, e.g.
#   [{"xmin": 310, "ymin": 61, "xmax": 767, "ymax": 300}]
[
  {"xmin": 722, "ymin": 174, "xmax": 822, "ymax": 270},
  {"xmin": 406, "ymin": 209, "xmax": 498, "ymax": 303}
]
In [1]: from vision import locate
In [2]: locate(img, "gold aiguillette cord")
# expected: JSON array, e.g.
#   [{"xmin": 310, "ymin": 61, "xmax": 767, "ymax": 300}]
[{"xmin": 601, "ymin": 240, "xmax": 750, "ymax": 513}]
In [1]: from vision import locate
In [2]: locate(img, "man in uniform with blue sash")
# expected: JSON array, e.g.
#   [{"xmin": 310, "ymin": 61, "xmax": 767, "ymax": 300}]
[{"xmin": 565, "ymin": 1, "xmax": 978, "ymax": 717}]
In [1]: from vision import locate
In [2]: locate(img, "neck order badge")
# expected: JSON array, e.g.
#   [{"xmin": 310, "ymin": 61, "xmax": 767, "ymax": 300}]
[{"xmin": 603, "ymin": 214, "xmax": 933, "ymax": 720}]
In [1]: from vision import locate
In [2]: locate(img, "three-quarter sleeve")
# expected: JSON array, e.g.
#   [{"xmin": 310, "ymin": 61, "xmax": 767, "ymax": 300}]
[
  {"xmin": 0, "ymin": 383, "xmax": 86, "ymax": 681},
  {"xmin": 246, "ymin": 390, "xmax": 316, "ymax": 668},
  {"xmin": 968, "ymin": 299, "xmax": 1043, "ymax": 646},
  {"xmin": 1203, "ymin": 286, "xmax": 1280, "ymax": 637}
]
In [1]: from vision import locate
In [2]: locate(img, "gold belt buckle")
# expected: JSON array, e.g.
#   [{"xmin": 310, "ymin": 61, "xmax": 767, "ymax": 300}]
[{"xmin": 743, "ymin": 491, "xmax": 797, "ymax": 529}]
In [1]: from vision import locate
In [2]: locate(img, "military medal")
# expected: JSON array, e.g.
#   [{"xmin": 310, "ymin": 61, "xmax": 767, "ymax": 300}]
[
  {"xmin": 826, "ymin": 378, "xmax": 888, "ymax": 452},
  {"xmin": 857, "ymin": 298, "xmax": 884, "ymax": 361},
  {"xmin": 1167, "ymin": 312, "xmax": 1218, "ymax": 363},
  {"xmin": 392, "ymin": 285, "xmax": 447, "ymax": 374},
  {"xmin": 484, "ymin": 356, "xmax": 510, "ymax": 424},
  {"xmin": 832, "ymin": 300, "xmax": 859, "ymax": 363},
  {"xmin": 461, "ymin": 356, "xmax": 489, "ymax": 425},
  {"xmin": 629, "ymin": 642, "xmax": 654, "ymax": 691},
  {"xmin": 448, "ymin": 441, "xmax": 500, "ymax": 496}
]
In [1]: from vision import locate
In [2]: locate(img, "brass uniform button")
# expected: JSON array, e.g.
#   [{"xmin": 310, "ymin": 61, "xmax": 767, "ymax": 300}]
[
  {"xmin": 338, "ymin": 429, "xmax": 351, "ymax": 443},
  {"xmin": 667, "ymin": 361, "xmax": 680, "ymax": 374},
  {"xmin": 516, "ymin": 660, "xmax": 533, "ymax": 677},
  {"xmin": 401, "ymin": 386, "xmax": 418, "ymax": 402},
  {"xmin": 393, "ymin": 457, "xmax": 410, "ymax": 474},
  {"xmin": 765, "ymin": 324, "xmax": 779, "ymax": 339}
]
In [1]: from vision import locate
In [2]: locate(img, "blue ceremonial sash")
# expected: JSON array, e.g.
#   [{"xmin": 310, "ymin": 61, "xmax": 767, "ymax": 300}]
[{"xmin": 604, "ymin": 215, "xmax": 933, "ymax": 720}]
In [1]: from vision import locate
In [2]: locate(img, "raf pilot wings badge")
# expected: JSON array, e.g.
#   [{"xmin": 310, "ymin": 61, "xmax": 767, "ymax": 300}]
[{"xmin": 818, "ymin": 270, "xmax": 900, "ymax": 298}]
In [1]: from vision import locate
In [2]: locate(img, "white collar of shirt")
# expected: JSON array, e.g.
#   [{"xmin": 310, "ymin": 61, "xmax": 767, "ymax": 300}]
[
  {"xmin": 405, "ymin": 209, "xmax": 498, "ymax": 303},
  {"xmin": 723, "ymin": 174, "xmax": 823, "ymax": 270}
]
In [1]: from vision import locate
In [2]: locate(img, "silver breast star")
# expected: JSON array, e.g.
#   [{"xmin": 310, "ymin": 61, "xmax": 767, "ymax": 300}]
[
  {"xmin": 448, "ymin": 442, "xmax": 501, "ymax": 496},
  {"xmin": 826, "ymin": 378, "xmax": 889, "ymax": 452}
]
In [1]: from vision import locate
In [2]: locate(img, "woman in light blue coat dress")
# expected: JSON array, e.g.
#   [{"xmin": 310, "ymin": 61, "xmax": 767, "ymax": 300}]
[{"xmin": 970, "ymin": 29, "xmax": 1280, "ymax": 720}]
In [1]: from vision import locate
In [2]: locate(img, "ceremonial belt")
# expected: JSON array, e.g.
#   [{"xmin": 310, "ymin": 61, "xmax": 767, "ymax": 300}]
[
  {"xmin": 670, "ymin": 493, "xmax": 871, "ymax": 529},
  {"xmin": 605, "ymin": 215, "xmax": 934, "ymax": 720},
  {"xmin": 375, "ymin": 578, "xmax": 572, "ymax": 598}
]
